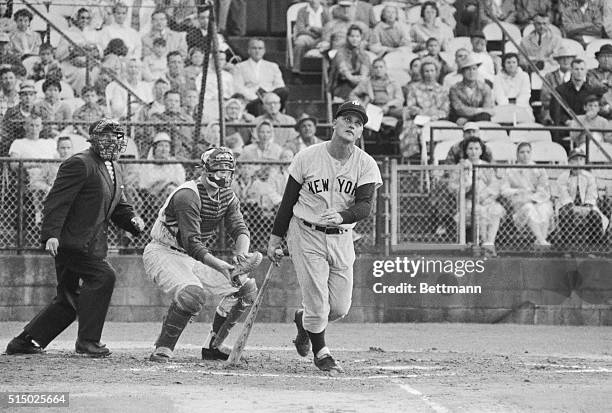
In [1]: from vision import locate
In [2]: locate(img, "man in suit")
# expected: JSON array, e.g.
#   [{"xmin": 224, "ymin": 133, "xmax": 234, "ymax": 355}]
[
  {"xmin": 233, "ymin": 38, "xmax": 289, "ymax": 116},
  {"xmin": 186, "ymin": 6, "xmax": 230, "ymax": 56},
  {"xmin": 5, "ymin": 119, "xmax": 145, "ymax": 357},
  {"xmin": 541, "ymin": 46, "xmax": 576, "ymax": 124}
]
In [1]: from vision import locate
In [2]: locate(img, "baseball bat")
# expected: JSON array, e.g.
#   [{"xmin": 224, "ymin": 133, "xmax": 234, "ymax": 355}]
[{"xmin": 227, "ymin": 261, "xmax": 275, "ymax": 364}]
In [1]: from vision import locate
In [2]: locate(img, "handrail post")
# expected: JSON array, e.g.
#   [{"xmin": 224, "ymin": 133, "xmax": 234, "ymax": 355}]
[
  {"xmin": 17, "ymin": 162, "xmax": 24, "ymax": 255},
  {"xmin": 471, "ymin": 164, "xmax": 478, "ymax": 255}
]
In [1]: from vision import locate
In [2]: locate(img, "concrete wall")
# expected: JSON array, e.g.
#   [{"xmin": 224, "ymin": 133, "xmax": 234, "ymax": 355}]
[{"xmin": 1, "ymin": 255, "xmax": 611, "ymax": 325}]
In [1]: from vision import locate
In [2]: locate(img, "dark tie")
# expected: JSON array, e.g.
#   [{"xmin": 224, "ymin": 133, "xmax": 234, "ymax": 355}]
[
  {"xmin": 574, "ymin": 177, "xmax": 582, "ymax": 206},
  {"xmin": 537, "ymin": 34, "xmax": 542, "ymax": 46}
]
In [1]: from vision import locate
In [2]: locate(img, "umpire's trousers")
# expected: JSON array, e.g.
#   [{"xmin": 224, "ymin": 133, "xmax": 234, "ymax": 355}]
[{"xmin": 24, "ymin": 249, "xmax": 116, "ymax": 347}]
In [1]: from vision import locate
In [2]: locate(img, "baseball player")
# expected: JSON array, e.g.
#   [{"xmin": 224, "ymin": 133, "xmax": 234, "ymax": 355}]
[
  {"xmin": 267, "ymin": 101, "xmax": 382, "ymax": 373},
  {"xmin": 143, "ymin": 147, "xmax": 262, "ymax": 362}
]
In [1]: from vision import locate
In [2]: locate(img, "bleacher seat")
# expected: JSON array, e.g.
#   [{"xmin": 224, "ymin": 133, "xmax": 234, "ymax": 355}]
[
  {"xmin": 432, "ymin": 139, "xmax": 461, "ymax": 164},
  {"xmin": 585, "ymin": 39, "xmax": 612, "ymax": 58},
  {"xmin": 509, "ymin": 123, "xmax": 553, "ymax": 143},
  {"xmin": 487, "ymin": 141, "xmax": 516, "ymax": 162},
  {"xmin": 475, "ymin": 122, "xmax": 509, "ymax": 142},
  {"xmin": 446, "ymin": 37, "xmax": 472, "ymax": 56},
  {"xmin": 483, "ymin": 22, "xmax": 522, "ymax": 42},
  {"xmin": 530, "ymin": 141, "xmax": 568, "ymax": 164},
  {"xmin": 286, "ymin": 2, "xmax": 307, "ymax": 70},
  {"xmin": 522, "ymin": 23, "xmax": 562, "ymax": 39},
  {"xmin": 503, "ymin": 41, "xmax": 518, "ymax": 54},
  {"xmin": 588, "ymin": 142, "xmax": 612, "ymax": 163},
  {"xmin": 561, "ymin": 38, "xmax": 585, "ymax": 58},
  {"xmin": 491, "ymin": 105, "xmax": 535, "ymax": 124},
  {"xmin": 425, "ymin": 120, "xmax": 462, "ymax": 143}
]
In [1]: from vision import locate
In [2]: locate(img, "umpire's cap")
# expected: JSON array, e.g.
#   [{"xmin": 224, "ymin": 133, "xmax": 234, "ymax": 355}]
[
  {"xmin": 89, "ymin": 118, "xmax": 125, "ymax": 136},
  {"xmin": 335, "ymin": 100, "xmax": 368, "ymax": 125}
]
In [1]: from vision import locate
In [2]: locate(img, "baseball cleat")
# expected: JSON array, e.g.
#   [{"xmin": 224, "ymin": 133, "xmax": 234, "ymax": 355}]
[
  {"xmin": 201, "ymin": 344, "xmax": 231, "ymax": 361},
  {"xmin": 5, "ymin": 336, "xmax": 43, "ymax": 355},
  {"xmin": 293, "ymin": 309, "xmax": 311, "ymax": 357},
  {"xmin": 149, "ymin": 346, "xmax": 173, "ymax": 362},
  {"xmin": 75, "ymin": 340, "xmax": 111, "ymax": 358},
  {"xmin": 314, "ymin": 354, "xmax": 344, "ymax": 373}
]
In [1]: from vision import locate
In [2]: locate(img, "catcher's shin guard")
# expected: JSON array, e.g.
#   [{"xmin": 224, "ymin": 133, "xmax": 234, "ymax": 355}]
[
  {"xmin": 212, "ymin": 278, "xmax": 258, "ymax": 348},
  {"xmin": 154, "ymin": 302, "xmax": 193, "ymax": 351}
]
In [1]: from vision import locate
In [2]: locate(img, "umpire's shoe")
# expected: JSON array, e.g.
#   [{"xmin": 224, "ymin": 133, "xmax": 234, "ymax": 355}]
[
  {"xmin": 6, "ymin": 336, "xmax": 43, "ymax": 355},
  {"xmin": 75, "ymin": 340, "xmax": 111, "ymax": 357},
  {"xmin": 314, "ymin": 353, "xmax": 344, "ymax": 373},
  {"xmin": 293, "ymin": 309, "xmax": 311, "ymax": 357}
]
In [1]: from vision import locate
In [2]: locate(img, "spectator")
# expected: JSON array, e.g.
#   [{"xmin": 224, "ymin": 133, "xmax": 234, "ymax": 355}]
[
  {"xmin": 141, "ymin": 37, "xmax": 167, "ymax": 82},
  {"xmin": 184, "ymin": 47, "xmax": 204, "ymax": 85},
  {"xmin": 569, "ymin": 94, "xmax": 612, "ymax": 147},
  {"xmin": 134, "ymin": 78, "xmax": 169, "ymax": 153},
  {"xmin": 225, "ymin": 97, "xmax": 254, "ymax": 145},
  {"xmin": 410, "ymin": 1, "xmax": 453, "ymax": 52},
  {"xmin": 254, "ymin": 92, "xmax": 297, "ymax": 149},
  {"xmin": 501, "ymin": 142, "xmax": 554, "ymax": 247},
  {"xmin": 98, "ymin": 2, "xmax": 142, "ymax": 59},
  {"xmin": 329, "ymin": 24, "xmax": 370, "ymax": 100},
  {"xmin": 139, "ymin": 131, "xmax": 186, "ymax": 198},
  {"xmin": 0, "ymin": 80, "xmax": 40, "ymax": 155},
  {"xmin": 470, "ymin": 30, "xmax": 494, "ymax": 78},
  {"xmin": 31, "ymin": 44, "xmax": 60, "ymax": 82},
  {"xmin": 368, "ymin": 5, "xmax": 411, "ymax": 57},
  {"xmin": 202, "ymin": 121, "xmax": 220, "ymax": 149},
  {"xmin": 103, "ymin": 38, "xmax": 129, "ymax": 61},
  {"xmin": 105, "ymin": 58, "xmax": 152, "ymax": 119},
  {"xmin": 442, "ymin": 48, "xmax": 469, "ymax": 88},
  {"xmin": 149, "ymin": 90, "xmax": 194, "ymax": 160},
  {"xmin": 292, "ymin": 0, "xmax": 330, "ymax": 73},
  {"xmin": 519, "ymin": 13, "xmax": 562, "ymax": 72},
  {"xmin": 449, "ymin": 136, "xmax": 505, "ymax": 256},
  {"xmin": 32, "ymin": 66, "xmax": 74, "ymax": 102},
  {"xmin": 587, "ymin": 44, "xmax": 612, "ymax": 119},
  {"xmin": 0, "ymin": 1, "xmax": 15, "ymax": 34},
  {"xmin": 541, "ymin": 47, "xmax": 575, "ymax": 125},
  {"xmin": 33, "ymin": 79, "xmax": 72, "ymax": 135},
  {"xmin": 446, "ymin": 122, "xmax": 493, "ymax": 164},
  {"xmin": 550, "ymin": 58, "xmax": 597, "ymax": 128},
  {"xmin": 194, "ymin": 51, "xmax": 235, "ymax": 123},
  {"xmin": 36, "ymin": 136, "xmax": 75, "ymax": 198},
  {"xmin": 403, "ymin": 57, "xmax": 422, "ymax": 90},
  {"xmin": 185, "ymin": 6, "xmax": 230, "ymax": 55},
  {"xmin": 425, "ymin": 37, "xmax": 452, "ymax": 84},
  {"xmin": 240, "ymin": 119, "xmax": 284, "ymax": 164},
  {"xmin": 284, "ymin": 113, "xmax": 323, "ymax": 155},
  {"xmin": 182, "ymin": 89, "xmax": 198, "ymax": 118},
  {"xmin": 163, "ymin": 51, "xmax": 195, "ymax": 103},
  {"xmin": 330, "ymin": 0, "xmax": 377, "ymax": 33},
  {"xmin": 234, "ymin": 38, "xmax": 289, "ymax": 116},
  {"xmin": 449, "ymin": 54, "xmax": 494, "ymax": 126},
  {"xmin": 9, "ymin": 8, "xmax": 40, "ymax": 58},
  {"xmin": 56, "ymin": 8, "xmax": 100, "ymax": 95},
  {"xmin": 141, "ymin": 10, "xmax": 188, "ymax": 59},
  {"xmin": 561, "ymin": 0, "xmax": 604, "ymax": 46},
  {"xmin": 515, "ymin": 0, "xmax": 553, "ymax": 28},
  {"xmin": 493, "ymin": 53, "xmax": 531, "ymax": 107},
  {"xmin": 0, "ymin": 32, "xmax": 25, "ymax": 77},
  {"xmin": 402, "ymin": 56, "xmax": 449, "ymax": 158},
  {"xmin": 555, "ymin": 148, "xmax": 609, "ymax": 249},
  {"xmin": 163, "ymin": 0, "xmax": 198, "ymax": 32},
  {"xmin": 319, "ymin": 1, "xmax": 354, "ymax": 52},
  {"xmin": 73, "ymin": 86, "xmax": 108, "ymax": 137},
  {"xmin": 350, "ymin": 57, "xmax": 403, "ymax": 119},
  {"xmin": 0, "ymin": 67, "xmax": 18, "ymax": 116},
  {"xmin": 479, "ymin": 0, "xmax": 516, "ymax": 26}
]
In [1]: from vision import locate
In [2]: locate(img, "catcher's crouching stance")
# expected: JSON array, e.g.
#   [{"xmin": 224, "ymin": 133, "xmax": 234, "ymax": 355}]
[{"xmin": 143, "ymin": 147, "xmax": 262, "ymax": 362}]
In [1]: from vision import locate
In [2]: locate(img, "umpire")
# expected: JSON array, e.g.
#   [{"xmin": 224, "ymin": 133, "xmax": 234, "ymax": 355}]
[{"xmin": 6, "ymin": 119, "xmax": 144, "ymax": 357}]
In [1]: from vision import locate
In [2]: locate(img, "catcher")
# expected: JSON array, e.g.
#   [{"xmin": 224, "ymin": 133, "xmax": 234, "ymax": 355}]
[{"xmin": 143, "ymin": 147, "xmax": 262, "ymax": 362}]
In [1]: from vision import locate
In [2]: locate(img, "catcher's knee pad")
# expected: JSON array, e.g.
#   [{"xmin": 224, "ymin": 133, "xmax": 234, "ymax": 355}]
[
  {"xmin": 211, "ymin": 279, "xmax": 258, "ymax": 348},
  {"xmin": 175, "ymin": 285, "xmax": 206, "ymax": 314}
]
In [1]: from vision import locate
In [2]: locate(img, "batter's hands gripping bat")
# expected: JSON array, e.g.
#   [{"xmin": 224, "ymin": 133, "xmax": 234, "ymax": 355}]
[{"xmin": 227, "ymin": 260, "xmax": 276, "ymax": 364}]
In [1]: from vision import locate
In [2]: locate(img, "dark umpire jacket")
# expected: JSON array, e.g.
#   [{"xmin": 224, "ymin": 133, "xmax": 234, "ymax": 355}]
[{"xmin": 41, "ymin": 148, "xmax": 139, "ymax": 258}]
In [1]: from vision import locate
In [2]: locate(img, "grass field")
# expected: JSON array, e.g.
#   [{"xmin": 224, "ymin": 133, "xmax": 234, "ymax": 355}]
[{"xmin": 1, "ymin": 321, "xmax": 612, "ymax": 412}]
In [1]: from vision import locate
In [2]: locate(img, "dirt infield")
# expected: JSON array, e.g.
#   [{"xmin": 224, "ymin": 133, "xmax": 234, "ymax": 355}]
[{"xmin": 1, "ymin": 322, "xmax": 611, "ymax": 412}]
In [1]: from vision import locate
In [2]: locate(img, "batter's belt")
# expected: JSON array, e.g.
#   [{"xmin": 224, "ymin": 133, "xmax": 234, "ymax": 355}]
[{"xmin": 302, "ymin": 220, "xmax": 348, "ymax": 235}]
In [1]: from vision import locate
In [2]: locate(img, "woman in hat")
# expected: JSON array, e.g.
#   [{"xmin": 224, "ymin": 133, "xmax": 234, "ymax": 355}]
[
  {"xmin": 448, "ymin": 53, "xmax": 495, "ymax": 125},
  {"xmin": 501, "ymin": 142, "xmax": 554, "ymax": 247},
  {"xmin": 139, "ymin": 131, "xmax": 186, "ymax": 200},
  {"xmin": 541, "ymin": 46, "xmax": 576, "ymax": 124}
]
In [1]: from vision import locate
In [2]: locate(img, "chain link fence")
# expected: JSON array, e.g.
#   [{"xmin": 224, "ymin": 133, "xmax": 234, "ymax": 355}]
[{"xmin": 0, "ymin": 157, "xmax": 380, "ymax": 254}]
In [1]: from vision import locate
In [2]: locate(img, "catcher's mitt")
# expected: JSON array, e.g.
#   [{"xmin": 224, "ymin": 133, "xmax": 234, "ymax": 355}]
[{"xmin": 230, "ymin": 252, "xmax": 263, "ymax": 286}]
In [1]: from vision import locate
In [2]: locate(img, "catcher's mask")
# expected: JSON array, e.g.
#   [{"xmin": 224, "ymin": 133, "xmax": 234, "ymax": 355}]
[
  {"xmin": 200, "ymin": 147, "xmax": 236, "ymax": 188},
  {"xmin": 88, "ymin": 119, "xmax": 127, "ymax": 161}
]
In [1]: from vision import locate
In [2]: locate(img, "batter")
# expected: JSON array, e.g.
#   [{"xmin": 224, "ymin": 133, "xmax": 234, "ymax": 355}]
[{"xmin": 267, "ymin": 101, "xmax": 382, "ymax": 372}]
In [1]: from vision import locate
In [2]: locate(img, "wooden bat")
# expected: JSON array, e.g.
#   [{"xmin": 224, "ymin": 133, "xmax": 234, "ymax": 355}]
[{"xmin": 227, "ymin": 261, "xmax": 275, "ymax": 364}]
